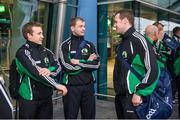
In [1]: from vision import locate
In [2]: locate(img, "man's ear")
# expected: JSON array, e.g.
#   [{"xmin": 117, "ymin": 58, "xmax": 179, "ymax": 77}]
[
  {"xmin": 27, "ymin": 33, "xmax": 32, "ymax": 39},
  {"xmin": 123, "ymin": 18, "xmax": 128, "ymax": 24},
  {"xmin": 71, "ymin": 26, "xmax": 74, "ymax": 32}
]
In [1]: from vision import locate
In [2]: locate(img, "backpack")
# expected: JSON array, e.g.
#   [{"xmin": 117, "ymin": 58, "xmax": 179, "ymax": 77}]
[
  {"xmin": 135, "ymin": 69, "xmax": 173, "ymax": 119},
  {"xmin": 8, "ymin": 59, "xmax": 23, "ymax": 99},
  {"xmin": 163, "ymin": 33, "xmax": 179, "ymax": 51}
]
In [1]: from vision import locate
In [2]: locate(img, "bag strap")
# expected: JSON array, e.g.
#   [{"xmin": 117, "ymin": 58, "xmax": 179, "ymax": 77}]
[
  {"xmin": 117, "ymin": 44, "xmax": 143, "ymax": 81},
  {"xmin": 74, "ymin": 40, "xmax": 87, "ymax": 59}
]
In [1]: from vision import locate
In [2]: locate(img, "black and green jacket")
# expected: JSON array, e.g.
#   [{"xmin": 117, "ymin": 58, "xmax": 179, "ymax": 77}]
[
  {"xmin": 59, "ymin": 34, "xmax": 100, "ymax": 85},
  {"xmin": 145, "ymin": 35, "xmax": 167, "ymax": 69},
  {"xmin": 16, "ymin": 41, "xmax": 61, "ymax": 100},
  {"xmin": 113, "ymin": 27, "xmax": 159, "ymax": 96},
  {"xmin": 155, "ymin": 40, "xmax": 171, "ymax": 68},
  {"xmin": 174, "ymin": 45, "xmax": 180, "ymax": 76}
]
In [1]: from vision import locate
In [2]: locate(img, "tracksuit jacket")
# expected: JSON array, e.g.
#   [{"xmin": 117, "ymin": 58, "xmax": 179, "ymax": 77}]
[
  {"xmin": 59, "ymin": 34, "xmax": 100, "ymax": 85},
  {"xmin": 145, "ymin": 35, "xmax": 168, "ymax": 69},
  {"xmin": 113, "ymin": 27, "xmax": 159, "ymax": 96},
  {"xmin": 16, "ymin": 41, "xmax": 61, "ymax": 100},
  {"xmin": 174, "ymin": 45, "xmax": 180, "ymax": 76}
]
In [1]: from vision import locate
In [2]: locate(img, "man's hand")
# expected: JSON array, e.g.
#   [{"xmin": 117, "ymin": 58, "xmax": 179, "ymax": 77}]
[
  {"xmin": 132, "ymin": 94, "xmax": 142, "ymax": 106},
  {"xmin": 39, "ymin": 68, "xmax": 51, "ymax": 76},
  {"xmin": 56, "ymin": 84, "xmax": 68, "ymax": 96},
  {"xmin": 71, "ymin": 59, "xmax": 79, "ymax": 65},
  {"xmin": 88, "ymin": 53, "xmax": 97, "ymax": 61}
]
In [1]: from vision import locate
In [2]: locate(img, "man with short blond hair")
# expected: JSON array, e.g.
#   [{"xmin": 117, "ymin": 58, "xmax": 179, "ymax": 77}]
[{"xmin": 16, "ymin": 22, "xmax": 67, "ymax": 119}]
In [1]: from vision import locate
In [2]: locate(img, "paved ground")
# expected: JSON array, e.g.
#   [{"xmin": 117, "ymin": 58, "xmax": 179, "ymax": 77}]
[{"xmin": 53, "ymin": 97, "xmax": 179, "ymax": 119}]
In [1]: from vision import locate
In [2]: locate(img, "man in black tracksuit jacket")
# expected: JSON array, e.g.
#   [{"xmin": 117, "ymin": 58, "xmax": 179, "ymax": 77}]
[
  {"xmin": 113, "ymin": 10, "xmax": 159, "ymax": 119},
  {"xmin": 59, "ymin": 17, "xmax": 100, "ymax": 119},
  {"xmin": 15, "ymin": 22, "xmax": 67, "ymax": 119}
]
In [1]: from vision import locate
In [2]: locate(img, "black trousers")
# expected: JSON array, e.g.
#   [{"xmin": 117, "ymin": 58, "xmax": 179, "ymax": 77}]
[
  {"xmin": 19, "ymin": 97, "xmax": 53, "ymax": 119},
  {"xmin": 115, "ymin": 94, "xmax": 138, "ymax": 119},
  {"xmin": 63, "ymin": 83, "xmax": 95, "ymax": 119}
]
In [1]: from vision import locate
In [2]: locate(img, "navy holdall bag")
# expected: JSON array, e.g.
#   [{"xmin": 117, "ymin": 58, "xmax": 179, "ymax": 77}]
[{"xmin": 135, "ymin": 69, "xmax": 173, "ymax": 119}]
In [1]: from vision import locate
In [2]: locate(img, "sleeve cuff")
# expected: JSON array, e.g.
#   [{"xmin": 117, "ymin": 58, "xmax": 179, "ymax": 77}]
[
  {"xmin": 48, "ymin": 66, "xmax": 56, "ymax": 72},
  {"xmin": 79, "ymin": 59, "xmax": 88, "ymax": 63}
]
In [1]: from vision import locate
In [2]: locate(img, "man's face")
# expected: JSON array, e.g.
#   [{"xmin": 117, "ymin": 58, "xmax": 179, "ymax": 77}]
[
  {"xmin": 71, "ymin": 20, "xmax": 85, "ymax": 36},
  {"xmin": 176, "ymin": 30, "xmax": 180, "ymax": 41},
  {"xmin": 154, "ymin": 29, "xmax": 159, "ymax": 42},
  {"xmin": 113, "ymin": 14, "xmax": 125, "ymax": 34},
  {"xmin": 157, "ymin": 24, "xmax": 164, "ymax": 40},
  {"xmin": 27, "ymin": 26, "xmax": 44, "ymax": 45}
]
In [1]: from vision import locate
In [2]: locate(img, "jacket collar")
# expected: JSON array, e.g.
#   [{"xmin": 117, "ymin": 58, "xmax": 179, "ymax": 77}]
[
  {"xmin": 145, "ymin": 35, "xmax": 154, "ymax": 45},
  {"xmin": 26, "ymin": 40, "xmax": 42, "ymax": 48},
  {"xmin": 71, "ymin": 34, "xmax": 84, "ymax": 41},
  {"xmin": 122, "ymin": 27, "xmax": 135, "ymax": 41}
]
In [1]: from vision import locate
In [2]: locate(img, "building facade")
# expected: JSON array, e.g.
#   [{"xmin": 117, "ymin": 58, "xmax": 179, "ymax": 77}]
[{"xmin": 0, "ymin": 0, "xmax": 180, "ymax": 96}]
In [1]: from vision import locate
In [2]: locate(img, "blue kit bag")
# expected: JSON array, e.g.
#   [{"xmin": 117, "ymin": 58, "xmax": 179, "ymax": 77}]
[
  {"xmin": 135, "ymin": 69, "xmax": 173, "ymax": 119},
  {"xmin": 163, "ymin": 33, "xmax": 179, "ymax": 51}
]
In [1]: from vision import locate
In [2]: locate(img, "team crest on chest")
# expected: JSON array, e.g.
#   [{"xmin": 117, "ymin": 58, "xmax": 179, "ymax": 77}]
[
  {"xmin": 122, "ymin": 51, "xmax": 128, "ymax": 58},
  {"xmin": 81, "ymin": 48, "xmax": 88, "ymax": 55},
  {"xmin": 44, "ymin": 57, "xmax": 49, "ymax": 65}
]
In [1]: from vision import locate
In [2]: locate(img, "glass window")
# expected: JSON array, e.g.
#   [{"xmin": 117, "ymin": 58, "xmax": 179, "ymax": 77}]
[
  {"xmin": 98, "ymin": 1, "xmax": 132, "ymax": 96},
  {"xmin": 67, "ymin": 0, "xmax": 78, "ymax": 5},
  {"xmin": 33, "ymin": 2, "xmax": 50, "ymax": 47},
  {"xmin": 0, "ymin": 3, "xmax": 12, "ymax": 68},
  {"xmin": 63, "ymin": 0, "xmax": 77, "ymax": 40},
  {"xmin": 168, "ymin": 13, "xmax": 180, "ymax": 35},
  {"xmin": 138, "ymin": 4, "xmax": 158, "ymax": 34},
  {"xmin": 140, "ymin": 0, "xmax": 180, "ymax": 13},
  {"xmin": 98, "ymin": 0, "xmax": 180, "ymax": 97},
  {"xmin": 139, "ymin": 3, "xmax": 180, "ymax": 35}
]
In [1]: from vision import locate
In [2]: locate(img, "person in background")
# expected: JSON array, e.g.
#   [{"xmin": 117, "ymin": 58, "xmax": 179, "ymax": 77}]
[
  {"xmin": 113, "ymin": 10, "xmax": 159, "ymax": 119},
  {"xmin": 172, "ymin": 26, "xmax": 180, "ymax": 118},
  {"xmin": 152, "ymin": 22, "xmax": 164, "ymax": 41},
  {"xmin": 153, "ymin": 22, "xmax": 176, "ymax": 101},
  {"xmin": 145, "ymin": 25, "xmax": 169, "ymax": 70},
  {"xmin": 59, "ymin": 17, "xmax": 100, "ymax": 119},
  {"xmin": 15, "ymin": 22, "xmax": 67, "ymax": 119}
]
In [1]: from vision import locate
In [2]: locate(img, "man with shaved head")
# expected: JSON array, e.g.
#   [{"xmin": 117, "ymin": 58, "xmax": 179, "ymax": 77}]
[
  {"xmin": 145, "ymin": 25, "xmax": 172, "ymax": 114},
  {"xmin": 145, "ymin": 25, "xmax": 159, "ymax": 42},
  {"xmin": 145, "ymin": 24, "xmax": 169, "ymax": 69},
  {"xmin": 145, "ymin": 25, "xmax": 173, "ymax": 118}
]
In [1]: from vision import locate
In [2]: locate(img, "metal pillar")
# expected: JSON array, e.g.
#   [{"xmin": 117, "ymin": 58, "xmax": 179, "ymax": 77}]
[{"xmin": 54, "ymin": 0, "xmax": 67, "ymax": 58}]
